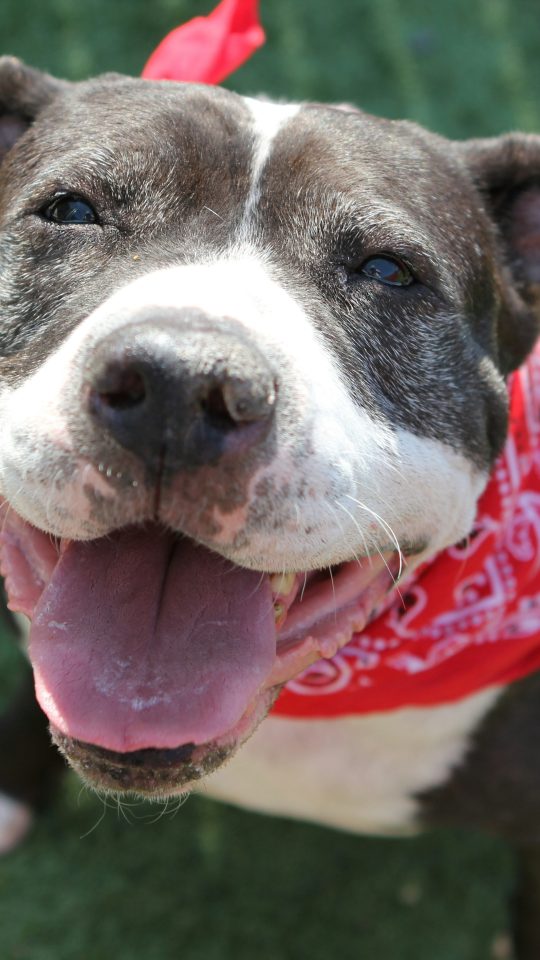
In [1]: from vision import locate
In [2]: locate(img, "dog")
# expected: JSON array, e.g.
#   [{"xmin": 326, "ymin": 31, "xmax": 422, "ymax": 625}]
[{"xmin": 1, "ymin": 55, "xmax": 540, "ymax": 957}]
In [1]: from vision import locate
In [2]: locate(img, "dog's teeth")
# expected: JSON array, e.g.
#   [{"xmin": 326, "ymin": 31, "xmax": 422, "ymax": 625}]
[
  {"xmin": 270, "ymin": 572, "xmax": 295, "ymax": 597},
  {"xmin": 273, "ymin": 602, "xmax": 285, "ymax": 625},
  {"xmin": 98, "ymin": 463, "xmax": 104, "ymax": 473},
  {"xmin": 318, "ymin": 633, "xmax": 347, "ymax": 660}
]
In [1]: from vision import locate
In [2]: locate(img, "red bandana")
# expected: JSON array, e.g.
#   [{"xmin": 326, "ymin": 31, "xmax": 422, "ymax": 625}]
[{"xmin": 143, "ymin": 5, "xmax": 540, "ymax": 715}]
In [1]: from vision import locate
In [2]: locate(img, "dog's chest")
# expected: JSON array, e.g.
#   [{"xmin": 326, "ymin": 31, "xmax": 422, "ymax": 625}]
[{"xmin": 203, "ymin": 686, "xmax": 501, "ymax": 834}]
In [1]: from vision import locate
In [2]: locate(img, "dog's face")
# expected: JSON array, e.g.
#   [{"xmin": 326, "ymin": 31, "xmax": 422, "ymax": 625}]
[{"xmin": 0, "ymin": 58, "xmax": 539, "ymax": 796}]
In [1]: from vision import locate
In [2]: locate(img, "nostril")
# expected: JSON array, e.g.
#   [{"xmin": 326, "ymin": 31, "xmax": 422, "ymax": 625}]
[
  {"xmin": 200, "ymin": 379, "xmax": 277, "ymax": 428},
  {"xmin": 200, "ymin": 385, "xmax": 238, "ymax": 431},
  {"xmin": 91, "ymin": 363, "xmax": 147, "ymax": 411}
]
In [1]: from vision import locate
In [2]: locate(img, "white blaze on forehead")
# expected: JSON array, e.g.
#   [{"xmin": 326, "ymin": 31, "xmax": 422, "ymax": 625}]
[{"xmin": 240, "ymin": 98, "xmax": 301, "ymax": 234}]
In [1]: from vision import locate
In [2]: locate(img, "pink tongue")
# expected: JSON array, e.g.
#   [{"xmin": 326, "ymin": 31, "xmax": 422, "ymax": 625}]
[{"xmin": 29, "ymin": 528, "xmax": 276, "ymax": 752}]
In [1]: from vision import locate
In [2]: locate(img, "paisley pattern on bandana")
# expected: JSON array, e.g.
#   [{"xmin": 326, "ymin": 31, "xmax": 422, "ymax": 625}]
[{"xmin": 274, "ymin": 343, "xmax": 540, "ymax": 717}]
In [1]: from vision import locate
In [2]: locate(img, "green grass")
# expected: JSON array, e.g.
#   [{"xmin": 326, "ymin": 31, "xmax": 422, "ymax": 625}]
[
  {"xmin": 0, "ymin": 783, "xmax": 516, "ymax": 960},
  {"xmin": 0, "ymin": 0, "xmax": 537, "ymax": 956},
  {"xmin": 1, "ymin": 0, "xmax": 540, "ymax": 137}
]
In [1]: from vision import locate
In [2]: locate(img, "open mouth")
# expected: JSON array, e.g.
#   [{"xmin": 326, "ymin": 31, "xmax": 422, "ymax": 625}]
[{"xmin": 0, "ymin": 505, "xmax": 398, "ymax": 757}]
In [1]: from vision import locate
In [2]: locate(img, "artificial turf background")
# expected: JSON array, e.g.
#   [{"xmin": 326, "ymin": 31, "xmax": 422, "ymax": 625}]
[{"xmin": 0, "ymin": 0, "xmax": 538, "ymax": 956}]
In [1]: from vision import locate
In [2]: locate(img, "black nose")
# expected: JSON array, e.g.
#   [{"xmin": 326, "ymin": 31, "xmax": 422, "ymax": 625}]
[{"xmin": 85, "ymin": 310, "xmax": 277, "ymax": 473}]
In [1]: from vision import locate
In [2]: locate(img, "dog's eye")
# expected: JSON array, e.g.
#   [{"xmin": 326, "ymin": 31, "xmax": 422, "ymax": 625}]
[
  {"xmin": 359, "ymin": 255, "xmax": 414, "ymax": 287},
  {"xmin": 42, "ymin": 195, "xmax": 98, "ymax": 225}
]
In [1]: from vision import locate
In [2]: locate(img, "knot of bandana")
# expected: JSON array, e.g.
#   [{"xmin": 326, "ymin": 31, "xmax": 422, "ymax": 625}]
[{"xmin": 142, "ymin": 0, "xmax": 264, "ymax": 84}]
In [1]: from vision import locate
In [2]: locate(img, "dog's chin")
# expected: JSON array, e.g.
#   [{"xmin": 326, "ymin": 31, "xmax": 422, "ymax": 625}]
[
  {"xmin": 0, "ymin": 504, "xmax": 402, "ymax": 796},
  {"xmin": 50, "ymin": 686, "xmax": 280, "ymax": 798}
]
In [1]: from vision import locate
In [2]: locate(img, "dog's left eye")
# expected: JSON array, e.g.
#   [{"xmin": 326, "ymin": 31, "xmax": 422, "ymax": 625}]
[
  {"xmin": 358, "ymin": 255, "xmax": 414, "ymax": 287},
  {"xmin": 42, "ymin": 195, "xmax": 98, "ymax": 225}
]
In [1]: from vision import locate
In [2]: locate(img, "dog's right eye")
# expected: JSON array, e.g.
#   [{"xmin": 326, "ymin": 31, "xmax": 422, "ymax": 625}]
[
  {"xmin": 42, "ymin": 195, "xmax": 98, "ymax": 225},
  {"xmin": 358, "ymin": 255, "xmax": 414, "ymax": 287}
]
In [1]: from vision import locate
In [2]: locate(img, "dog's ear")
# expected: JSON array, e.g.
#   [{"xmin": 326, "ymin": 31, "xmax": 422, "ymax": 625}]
[
  {"xmin": 459, "ymin": 134, "xmax": 540, "ymax": 373},
  {"xmin": 0, "ymin": 57, "xmax": 67, "ymax": 162}
]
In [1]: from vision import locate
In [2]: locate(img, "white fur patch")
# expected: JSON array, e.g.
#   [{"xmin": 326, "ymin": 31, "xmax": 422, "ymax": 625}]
[
  {"xmin": 239, "ymin": 99, "xmax": 300, "ymax": 236},
  {"xmin": 203, "ymin": 686, "xmax": 502, "ymax": 835}
]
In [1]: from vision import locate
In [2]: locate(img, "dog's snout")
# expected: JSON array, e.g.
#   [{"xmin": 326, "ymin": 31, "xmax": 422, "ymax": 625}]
[{"xmin": 85, "ymin": 311, "xmax": 277, "ymax": 473}]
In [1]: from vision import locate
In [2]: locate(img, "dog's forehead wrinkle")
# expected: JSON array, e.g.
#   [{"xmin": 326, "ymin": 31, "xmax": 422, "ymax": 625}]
[{"xmin": 264, "ymin": 187, "xmax": 440, "ymax": 265}]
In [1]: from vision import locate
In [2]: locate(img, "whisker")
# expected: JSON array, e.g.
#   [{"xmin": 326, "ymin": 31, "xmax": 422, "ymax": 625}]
[
  {"xmin": 79, "ymin": 796, "xmax": 108, "ymax": 840},
  {"xmin": 245, "ymin": 570, "xmax": 267, "ymax": 601},
  {"xmin": 343, "ymin": 494, "xmax": 404, "ymax": 581},
  {"xmin": 0, "ymin": 485, "xmax": 28, "ymax": 535},
  {"xmin": 165, "ymin": 793, "xmax": 189, "ymax": 818},
  {"xmin": 115, "ymin": 795, "xmax": 134, "ymax": 825},
  {"xmin": 144, "ymin": 798, "xmax": 172, "ymax": 825},
  {"xmin": 336, "ymin": 500, "xmax": 403, "ymax": 597},
  {"xmin": 328, "ymin": 501, "xmax": 368, "ymax": 571},
  {"xmin": 202, "ymin": 205, "xmax": 224, "ymax": 222},
  {"xmin": 327, "ymin": 564, "xmax": 337, "ymax": 621},
  {"xmin": 334, "ymin": 499, "xmax": 371, "ymax": 561}
]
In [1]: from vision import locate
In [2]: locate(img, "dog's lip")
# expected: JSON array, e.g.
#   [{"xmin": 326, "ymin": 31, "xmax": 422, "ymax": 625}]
[
  {"xmin": 0, "ymin": 502, "xmax": 399, "ymax": 754},
  {"xmin": 50, "ymin": 687, "xmax": 278, "ymax": 796},
  {"xmin": 267, "ymin": 556, "xmax": 398, "ymax": 686}
]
